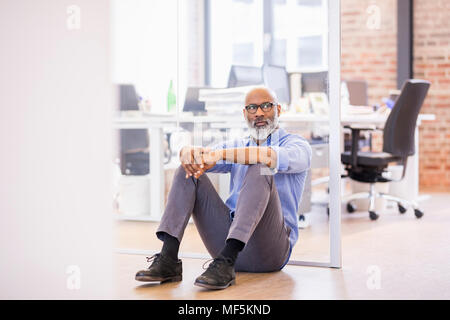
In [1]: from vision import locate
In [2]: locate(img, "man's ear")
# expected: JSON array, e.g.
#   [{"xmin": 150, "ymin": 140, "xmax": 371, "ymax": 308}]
[{"xmin": 277, "ymin": 104, "xmax": 281, "ymax": 114}]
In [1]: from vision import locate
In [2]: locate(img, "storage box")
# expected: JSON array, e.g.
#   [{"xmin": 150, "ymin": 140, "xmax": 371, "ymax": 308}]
[{"xmin": 117, "ymin": 175, "xmax": 150, "ymax": 217}]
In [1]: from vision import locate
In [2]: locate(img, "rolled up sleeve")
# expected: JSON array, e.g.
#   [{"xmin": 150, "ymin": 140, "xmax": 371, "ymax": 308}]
[
  {"xmin": 206, "ymin": 161, "xmax": 233, "ymax": 173},
  {"xmin": 271, "ymin": 136, "xmax": 312, "ymax": 174}
]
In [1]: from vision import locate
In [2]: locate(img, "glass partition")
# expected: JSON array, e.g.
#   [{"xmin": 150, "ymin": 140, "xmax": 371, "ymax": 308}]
[{"xmin": 112, "ymin": 0, "xmax": 341, "ymax": 269}]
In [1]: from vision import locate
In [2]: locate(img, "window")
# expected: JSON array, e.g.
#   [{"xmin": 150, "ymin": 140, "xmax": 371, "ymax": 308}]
[
  {"xmin": 270, "ymin": 38, "xmax": 287, "ymax": 67},
  {"xmin": 273, "ymin": 0, "xmax": 328, "ymax": 71},
  {"xmin": 207, "ymin": 0, "xmax": 327, "ymax": 86},
  {"xmin": 297, "ymin": 0, "xmax": 322, "ymax": 6},
  {"xmin": 208, "ymin": 0, "xmax": 264, "ymax": 87},
  {"xmin": 232, "ymin": 43, "xmax": 256, "ymax": 65},
  {"xmin": 111, "ymin": 0, "xmax": 194, "ymax": 113},
  {"xmin": 297, "ymin": 35, "xmax": 323, "ymax": 68}
]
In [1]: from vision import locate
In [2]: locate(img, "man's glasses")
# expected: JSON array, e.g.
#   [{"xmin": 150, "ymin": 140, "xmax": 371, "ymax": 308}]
[{"xmin": 244, "ymin": 102, "xmax": 275, "ymax": 114}]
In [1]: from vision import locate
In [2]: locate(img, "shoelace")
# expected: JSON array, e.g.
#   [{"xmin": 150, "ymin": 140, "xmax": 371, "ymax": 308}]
[
  {"xmin": 146, "ymin": 254, "xmax": 160, "ymax": 265},
  {"xmin": 202, "ymin": 258, "xmax": 215, "ymax": 270},
  {"xmin": 202, "ymin": 257, "xmax": 232, "ymax": 270}
]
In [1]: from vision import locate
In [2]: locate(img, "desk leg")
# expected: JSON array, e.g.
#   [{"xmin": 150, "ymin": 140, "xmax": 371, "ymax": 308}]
[{"xmin": 149, "ymin": 127, "xmax": 165, "ymax": 220}]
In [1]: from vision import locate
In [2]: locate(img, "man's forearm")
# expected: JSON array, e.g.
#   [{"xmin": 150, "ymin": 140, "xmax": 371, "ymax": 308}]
[{"xmin": 217, "ymin": 147, "xmax": 277, "ymax": 169}]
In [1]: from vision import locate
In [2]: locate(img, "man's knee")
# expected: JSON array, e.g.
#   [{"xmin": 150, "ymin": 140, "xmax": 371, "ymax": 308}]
[
  {"xmin": 175, "ymin": 164, "xmax": 210, "ymax": 185},
  {"xmin": 174, "ymin": 165, "xmax": 186, "ymax": 179},
  {"xmin": 245, "ymin": 163, "xmax": 274, "ymax": 184},
  {"xmin": 174, "ymin": 165, "xmax": 196, "ymax": 184}
]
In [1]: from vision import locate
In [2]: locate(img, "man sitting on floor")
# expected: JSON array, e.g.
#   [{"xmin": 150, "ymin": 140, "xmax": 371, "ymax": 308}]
[{"xmin": 135, "ymin": 87, "xmax": 312, "ymax": 290}]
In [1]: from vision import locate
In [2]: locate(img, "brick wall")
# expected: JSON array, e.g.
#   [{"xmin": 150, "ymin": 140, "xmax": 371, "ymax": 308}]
[
  {"xmin": 341, "ymin": 0, "xmax": 397, "ymax": 106},
  {"xmin": 341, "ymin": 0, "xmax": 450, "ymax": 191},
  {"xmin": 414, "ymin": 0, "xmax": 450, "ymax": 191}
]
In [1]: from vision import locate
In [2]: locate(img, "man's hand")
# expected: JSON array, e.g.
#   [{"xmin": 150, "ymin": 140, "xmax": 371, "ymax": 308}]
[{"xmin": 180, "ymin": 146, "xmax": 219, "ymax": 179}]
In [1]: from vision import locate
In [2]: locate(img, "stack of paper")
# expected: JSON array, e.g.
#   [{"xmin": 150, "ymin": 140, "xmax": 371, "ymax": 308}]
[
  {"xmin": 199, "ymin": 86, "xmax": 257, "ymax": 115},
  {"xmin": 343, "ymin": 105, "xmax": 375, "ymax": 115}
]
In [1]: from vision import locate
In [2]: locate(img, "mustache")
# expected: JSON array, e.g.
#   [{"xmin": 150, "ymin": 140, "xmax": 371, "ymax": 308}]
[
  {"xmin": 246, "ymin": 112, "xmax": 279, "ymax": 141},
  {"xmin": 250, "ymin": 117, "xmax": 270, "ymax": 127}
]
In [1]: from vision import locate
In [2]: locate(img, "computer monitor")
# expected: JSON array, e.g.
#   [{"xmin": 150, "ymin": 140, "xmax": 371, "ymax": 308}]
[
  {"xmin": 183, "ymin": 87, "xmax": 206, "ymax": 114},
  {"xmin": 301, "ymin": 71, "xmax": 329, "ymax": 94},
  {"xmin": 262, "ymin": 64, "xmax": 290, "ymax": 104},
  {"xmin": 119, "ymin": 84, "xmax": 140, "ymax": 110},
  {"xmin": 117, "ymin": 84, "xmax": 148, "ymax": 175},
  {"xmin": 345, "ymin": 79, "xmax": 368, "ymax": 106},
  {"xmin": 227, "ymin": 65, "xmax": 264, "ymax": 88}
]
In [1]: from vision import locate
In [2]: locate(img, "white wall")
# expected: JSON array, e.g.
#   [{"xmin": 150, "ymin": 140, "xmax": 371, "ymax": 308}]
[{"xmin": 0, "ymin": 0, "xmax": 115, "ymax": 298}]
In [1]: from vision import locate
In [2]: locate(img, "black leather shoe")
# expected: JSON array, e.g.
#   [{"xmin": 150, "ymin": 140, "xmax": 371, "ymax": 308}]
[
  {"xmin": 194, "ymin": 255, "xmax": 236, "ymax": 290},
  {"xmin": 135, "ymin": 253, "xmax": 182, "ymax": 283}
]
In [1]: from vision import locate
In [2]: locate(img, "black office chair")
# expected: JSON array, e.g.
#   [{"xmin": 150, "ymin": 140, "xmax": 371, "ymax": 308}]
[{"xmin": 340, "ymin": 79, "xmax": 430, "ymax": 220}]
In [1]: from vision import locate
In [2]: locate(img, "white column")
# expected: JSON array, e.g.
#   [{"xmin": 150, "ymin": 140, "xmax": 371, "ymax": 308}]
[
  {"xmin": 328, "ymin": 0, "xmax": 342, "ymax": 269},
  {"xmin": 149, "ymin": 126, "xmax": 165, "ymax": 220},
  {"xmin": 0, "ymin": 0, "xmax": 114, "ymax": 298}
]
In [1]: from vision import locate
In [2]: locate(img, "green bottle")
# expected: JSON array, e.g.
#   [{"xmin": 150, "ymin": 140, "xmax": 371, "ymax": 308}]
[{"xmin": 167, "ymin": 80, "xmax": 176, "ymax": 113}]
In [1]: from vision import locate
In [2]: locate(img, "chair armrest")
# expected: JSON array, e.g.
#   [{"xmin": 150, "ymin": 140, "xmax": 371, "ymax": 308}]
[{"xmin": 344, "ymin": 125, "xmax": 383, "ymax": 166}]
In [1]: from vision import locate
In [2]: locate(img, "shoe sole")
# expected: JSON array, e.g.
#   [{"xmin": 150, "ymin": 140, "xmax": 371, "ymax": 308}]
[
  {"xmin": 135, "ymin": 274, "xmax": 182, "ymax": 283},
  {"xmin": 194, "ymin": 279, "xmax": 236, "ymax": 290}
]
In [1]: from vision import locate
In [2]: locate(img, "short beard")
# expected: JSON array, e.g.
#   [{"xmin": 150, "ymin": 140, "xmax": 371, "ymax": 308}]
[{"xmin": 245, "ymin": 109, "xmax": 279, "ymax": 142}]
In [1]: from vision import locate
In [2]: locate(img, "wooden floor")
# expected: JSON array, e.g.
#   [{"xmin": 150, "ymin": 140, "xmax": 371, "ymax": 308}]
[{"xmin": 115, "ymin": 193, "xmax": 450, "ymax": 299}]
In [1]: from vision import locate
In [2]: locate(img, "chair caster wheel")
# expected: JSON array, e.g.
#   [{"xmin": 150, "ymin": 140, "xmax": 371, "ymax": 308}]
[
  {"xmin": 369, "ymin": 211, "xmax": 379, "ymax": 220},
  {"xmin": 347, "ymin": 202, "xmax": 357, "ymax": 213},
  {"xmin": 414, "ymin": 209, "xmax": 424, "ymax": 219},
  {"xmin": 398, "ymin": 203, "xmax": 407, "ymax": 214}
]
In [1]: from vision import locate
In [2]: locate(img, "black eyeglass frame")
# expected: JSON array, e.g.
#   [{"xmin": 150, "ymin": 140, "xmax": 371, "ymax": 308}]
[{"xmin": 244, "ymin": 102, "xmax": 276, "ymax": 114}]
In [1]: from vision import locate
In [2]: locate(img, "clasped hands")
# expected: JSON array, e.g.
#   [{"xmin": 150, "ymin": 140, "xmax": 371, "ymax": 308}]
[{"xmin": 179, "ymin": 146, "xmax": 221, "ymax": 179}]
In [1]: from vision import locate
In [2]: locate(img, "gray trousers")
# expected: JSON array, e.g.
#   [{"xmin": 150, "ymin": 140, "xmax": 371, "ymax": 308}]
[{"xmin": 157, "ymin": 163, "xmax": 291, "ymax": 272}]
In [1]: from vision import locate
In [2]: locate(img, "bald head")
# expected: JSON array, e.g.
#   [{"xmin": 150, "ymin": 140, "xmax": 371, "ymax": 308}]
[{"xmin": 245, "ymin": 87, "xmax": 278, "ymax": 106}]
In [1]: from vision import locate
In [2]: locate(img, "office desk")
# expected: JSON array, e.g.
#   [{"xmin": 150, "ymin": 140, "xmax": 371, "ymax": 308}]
[{"xmin": 113, "ymin": 112, "xmax": 435, "ymax": 220}]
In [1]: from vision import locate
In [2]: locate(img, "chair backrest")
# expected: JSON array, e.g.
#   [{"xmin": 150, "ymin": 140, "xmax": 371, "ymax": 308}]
[
  {"xmin": 383, "ymin": 79, "xmax": 430, "ymax": 158},
  {"xmin": 262, "ymin": 64, "xmax": 290, "ymax": 104}
]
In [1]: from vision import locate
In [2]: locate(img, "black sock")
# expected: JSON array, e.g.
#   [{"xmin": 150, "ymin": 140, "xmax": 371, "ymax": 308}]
[
  {"xmin": 161, "ymin": 232, "xmax": 180, "ymax": 261},
  {"xmin": 219, "ymin": 238, "xmax": 245, "ymax": 264}
]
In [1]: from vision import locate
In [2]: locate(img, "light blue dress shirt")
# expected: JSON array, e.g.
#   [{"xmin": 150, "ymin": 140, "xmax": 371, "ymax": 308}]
[{"xmin": 206, "ymin": 127, "xmax": 312, "ymax": 264}]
